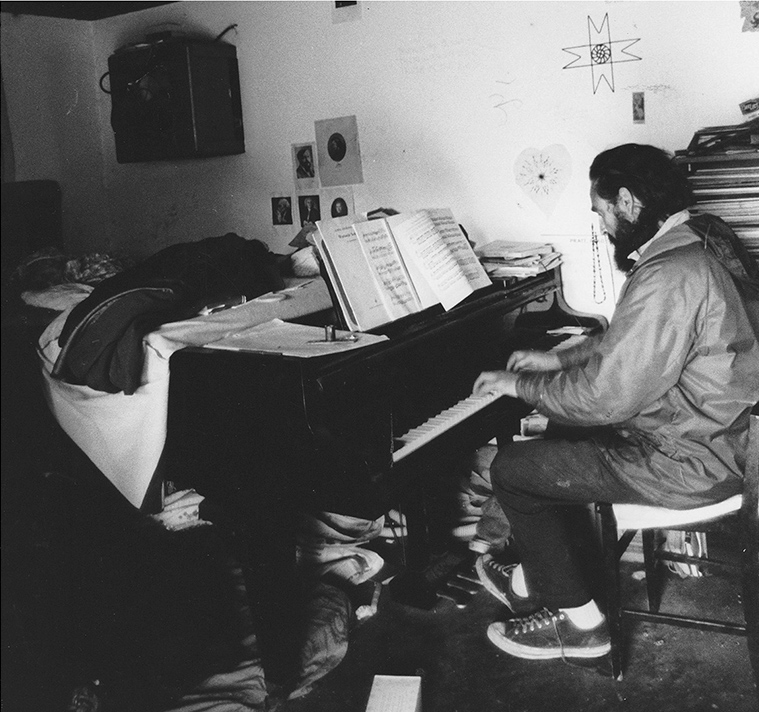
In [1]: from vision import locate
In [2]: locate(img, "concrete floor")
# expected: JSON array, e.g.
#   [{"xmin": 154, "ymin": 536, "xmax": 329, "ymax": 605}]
[
  {"xmin": 3, "ymin": 466, "xmax": 757, "ymax": 712},
  {"xmin": 284, "ymin": 547, "xmax": 758, "ymax": 712},
  {"xmin": 2, "ymin": 360, "xmax": 756, "ymax": 712}
]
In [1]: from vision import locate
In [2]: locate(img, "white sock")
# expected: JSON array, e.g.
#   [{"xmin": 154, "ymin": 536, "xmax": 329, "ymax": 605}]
[
  {"xmin": 560, "ymin": 600, "xmax": 604, "ymax": 629},
  {"xmin": 510, "ymin": 564, "xmax": 529, "ymax": 598}
]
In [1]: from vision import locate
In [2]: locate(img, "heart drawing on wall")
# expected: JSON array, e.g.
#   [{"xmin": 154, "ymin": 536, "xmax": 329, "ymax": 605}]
[{"xmin": 514, "ymin": 144, "xmax": 572, "ymax": 217}]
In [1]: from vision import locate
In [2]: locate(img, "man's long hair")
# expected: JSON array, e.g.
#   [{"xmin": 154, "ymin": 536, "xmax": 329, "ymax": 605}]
[{"xmin": 589, "ymin": 144, "xmax": 693, "ymax": 224}]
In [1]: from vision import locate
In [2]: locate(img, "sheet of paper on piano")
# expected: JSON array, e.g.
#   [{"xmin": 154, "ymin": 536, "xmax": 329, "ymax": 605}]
[{"xmin": 202, "ymin": 318, "xmax": 388, "ymax": 357}]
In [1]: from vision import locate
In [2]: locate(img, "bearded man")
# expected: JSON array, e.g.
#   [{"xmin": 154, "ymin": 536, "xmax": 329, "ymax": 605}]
[{"xmin": 472, "ymin": 143, "xmax": 759, "ymax": 661}]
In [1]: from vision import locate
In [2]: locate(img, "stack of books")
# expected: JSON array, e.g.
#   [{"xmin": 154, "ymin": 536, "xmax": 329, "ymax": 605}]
[
  {"xmin": 475, "ymin": 240, "xmax": 562, "ymax": 279},
  {"xmin": 683, "ymin": 118, "xmax": 759, "ymax": 155},
  {"xmin": 675, "ymin": 150, "xmax": 759, "ymax": 261}
]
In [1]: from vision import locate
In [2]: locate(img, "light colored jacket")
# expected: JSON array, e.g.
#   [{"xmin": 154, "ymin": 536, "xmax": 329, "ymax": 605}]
[{"xmin": 516, "ymin": 219, "xmax": 759, "ymax": 506}]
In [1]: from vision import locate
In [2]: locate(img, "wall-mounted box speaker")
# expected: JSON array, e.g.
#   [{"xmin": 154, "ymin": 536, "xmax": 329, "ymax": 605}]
[{"xmin": 108, "ymin": 38, "xmax": 245, "ymax": 163}]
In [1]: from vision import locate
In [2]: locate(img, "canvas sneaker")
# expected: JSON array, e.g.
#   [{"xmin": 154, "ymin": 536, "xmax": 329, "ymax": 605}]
[
  {"xmin": 487, "ymin": 608, "xmax": 611, "ymax": 660},
  {"xmin": 475, "ymin": 554, "xmax": 537, "ymax": 615}
]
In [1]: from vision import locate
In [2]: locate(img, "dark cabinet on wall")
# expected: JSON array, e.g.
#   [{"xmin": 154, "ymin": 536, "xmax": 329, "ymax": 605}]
[{"xmin": 108, "ymin": 38, "xmax": 245, "ymax": 163}]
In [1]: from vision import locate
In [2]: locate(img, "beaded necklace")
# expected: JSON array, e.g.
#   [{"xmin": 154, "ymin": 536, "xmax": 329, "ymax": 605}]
[{"xmin": 591, "ymin": 223, "xmax": 607, "ymax": 304}]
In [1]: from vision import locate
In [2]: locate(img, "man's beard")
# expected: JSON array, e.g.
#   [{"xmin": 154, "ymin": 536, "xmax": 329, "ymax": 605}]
[{"xmin": 608, "ymin": 209, "xmax": 661, "ymax": 273}]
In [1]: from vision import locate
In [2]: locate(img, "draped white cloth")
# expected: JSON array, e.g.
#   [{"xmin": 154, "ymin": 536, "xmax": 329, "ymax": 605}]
[{"xmin": 37, "ymin": 278, "xmax": 333, "ymax": 508}]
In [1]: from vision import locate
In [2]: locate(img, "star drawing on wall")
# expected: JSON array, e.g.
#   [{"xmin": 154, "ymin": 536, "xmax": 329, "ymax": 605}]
[{"xmin": 562, "ymin": 14, "xmax": 642, "ymax": 94}]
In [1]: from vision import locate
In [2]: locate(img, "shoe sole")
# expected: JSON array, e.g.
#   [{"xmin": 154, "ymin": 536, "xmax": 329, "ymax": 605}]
[
  {"xmin": 487, "ymin": 625, "xmax": 611, "ymax": 660},
  {"xmin": 468, "ymin": 538, "xmax": 492, "ymax": 555}
]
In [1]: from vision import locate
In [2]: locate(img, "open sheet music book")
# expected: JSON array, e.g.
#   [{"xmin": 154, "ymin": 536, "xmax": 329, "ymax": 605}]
[{"xmin": 314, "ymin": 208, "xmax": 491, "ymax": 331}]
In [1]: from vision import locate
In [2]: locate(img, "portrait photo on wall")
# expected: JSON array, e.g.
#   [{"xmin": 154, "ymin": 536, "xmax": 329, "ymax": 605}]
[
  {"xmin": 321, "ymin": 187, "xmax": 355, "ymax": 218},
  {"xmin": 298, "ymin": 194, "xmax": 321, "ymax": 226},
  {"xmin": 315, "ymin": 115, "xmax": 364, "ymax": 187},
  {"xmin": 292, "ymin": 142, "xmax": 318, "ymax": 190},
  {"xmin": 271, "ymin": 196, "xmax": 293, "ymax": 225}
]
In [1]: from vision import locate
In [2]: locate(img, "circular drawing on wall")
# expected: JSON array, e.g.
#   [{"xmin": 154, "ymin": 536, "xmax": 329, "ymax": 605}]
[{"xmin": 327, "ymin": 133, "xmax": 347, "ymax": 162}]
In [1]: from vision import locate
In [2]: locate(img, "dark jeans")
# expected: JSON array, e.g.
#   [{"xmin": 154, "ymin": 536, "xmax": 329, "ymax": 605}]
[{"xmin": 490, "ymin": 426, "xmax": 664, "ymax": 611}]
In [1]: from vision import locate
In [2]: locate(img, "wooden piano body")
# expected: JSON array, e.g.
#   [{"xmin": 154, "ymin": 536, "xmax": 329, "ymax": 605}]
[
  {"xmin": 166, "ymin": 270, "xmax": 602, "ymax": 514},
  {"xmin": 163, "ymin": 269, "xmax": 605, "ymax": 680}
]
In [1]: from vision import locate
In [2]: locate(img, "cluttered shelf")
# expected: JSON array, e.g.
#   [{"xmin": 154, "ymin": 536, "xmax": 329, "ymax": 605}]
[
  {"xmin": 675, "ymin": 120, "xmax": 759, "ymax": 261},
  {"xmin": 678, "ymin": 116, "xmax": 758, "ymax": 157}
]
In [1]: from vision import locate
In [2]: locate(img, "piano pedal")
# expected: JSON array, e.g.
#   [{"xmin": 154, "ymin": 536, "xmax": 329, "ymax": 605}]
[
  {"xmin": 453, "ymin": 569, "xmax": 480, "ymax": 585},
  {"xmin": 437, "ymin": 588, "xmax": 470, "ymax": 609},
  {"xmin": 422, "ymin": 550, "xmax": 470, "ymax": 584},
  {"xmin": 445, "ymin": 580, "xmax": 480, "ymax": 600},
  {"xmin": 445, "ymin": 549, "xmax": 480, "ymax": 577},
  {"xmin": 437, "ymin": 584, "xmax": 474, "ymax": 609},
  {"xmin": 433, "ymin": 555, "xmax": 484, "ymax": 608},
  {"xmin": 449, "ymin": 573, "xmax": 482, "ymax": 594}
]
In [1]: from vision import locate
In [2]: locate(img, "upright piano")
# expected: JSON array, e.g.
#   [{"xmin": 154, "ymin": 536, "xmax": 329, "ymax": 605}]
[{"xmin": 163, "ymin": 268, "xmax": 604, "ymax": 681}]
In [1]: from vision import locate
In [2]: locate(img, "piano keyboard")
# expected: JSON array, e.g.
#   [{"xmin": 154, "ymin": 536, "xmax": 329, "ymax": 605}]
[
  {"xmin": 393, "ymin": 391, "xmax": 503, "ymax": 463},
  {"xmin": 545, "ymin": 330, "xmax": 588, "ymax": 352},
  {"xmin": 391, "ymin": 330, "xmax": 591, "ymax": 463}
]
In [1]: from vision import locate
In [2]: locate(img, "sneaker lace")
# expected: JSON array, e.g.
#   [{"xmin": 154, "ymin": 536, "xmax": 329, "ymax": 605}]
[
  {"xmin": 511, "ymin": 608, "xmax": 572, "ymax": 663},
  {"xmin": 487, "ymin": 559, "xmax": 514, "ymax": 578},
  {"xmin": 510, "ymin": 608, "xmax": 603, "ymax": 670},
  {"xmin": 511, "ymin": 607, "xmax": 560, "ymax": 633}
]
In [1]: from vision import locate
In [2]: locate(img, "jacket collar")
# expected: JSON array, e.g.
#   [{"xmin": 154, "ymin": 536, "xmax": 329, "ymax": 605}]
[{"xmin": 628, "ymin": 210, "xmax": 692, "ymax": 263}]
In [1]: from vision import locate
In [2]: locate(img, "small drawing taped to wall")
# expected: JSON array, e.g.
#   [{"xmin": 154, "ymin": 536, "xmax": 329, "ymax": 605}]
[{"xmin": 633, "ymin": 92, "xmax": 645, "ymax": 123}]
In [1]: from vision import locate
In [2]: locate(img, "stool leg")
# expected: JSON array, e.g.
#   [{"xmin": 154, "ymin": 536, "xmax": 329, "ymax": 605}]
[
  {"xmin": 642, "ymin": 529, "xmax": 663, "ymax": 613},
  {"xmin": 741, "ymin": 513, "xmax": 759, "ymax": 689},
  {"xmin": 598, "ymin": 503, "xmax": 623, "ymax": 680}
]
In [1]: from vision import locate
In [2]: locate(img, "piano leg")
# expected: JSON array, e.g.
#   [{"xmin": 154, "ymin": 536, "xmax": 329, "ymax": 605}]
[
  {"xmin": 387, "ymin": 460, "xmax": 471, "ymax": 609},
  {"xmin": 387, "ymin": 483, "xmax": 440, "ymax": 609},
  {"xmin": 385, "ymin": 404, "xmax": 529, "ymax": 608},
  {"xmin": 194, "ymin": 471, "xmax": 303, "ymax": 687}
]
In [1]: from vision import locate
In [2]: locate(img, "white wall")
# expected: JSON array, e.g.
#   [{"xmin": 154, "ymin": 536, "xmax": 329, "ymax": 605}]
[
  {"xmin": 1, "ymin": 14, "xmax": 109, "ymax": 250},
  {"xmin": 2, "ymin": 1, "xmax": 757, "ymax": 318}
]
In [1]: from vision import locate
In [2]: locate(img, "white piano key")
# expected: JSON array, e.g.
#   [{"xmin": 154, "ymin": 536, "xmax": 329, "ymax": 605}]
[{"xmin": 393, "ymin": 391, "xmax": 503, "ymax": 462}]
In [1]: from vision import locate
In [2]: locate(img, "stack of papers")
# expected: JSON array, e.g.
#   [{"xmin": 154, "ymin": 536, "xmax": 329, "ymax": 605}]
[{"xmin": 476, "ymin": 240, "xmax": 562, "ymax": 279}]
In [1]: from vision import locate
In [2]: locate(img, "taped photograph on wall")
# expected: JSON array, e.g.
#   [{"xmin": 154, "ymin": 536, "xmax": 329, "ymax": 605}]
[
  {"xmin": 271, "ymin": 195, "xmax": 293, "ymax": 226},
  {"xmin": 315, "ymin": 115, "xmax": 364, "ymax": 187},
  {"xmin": 292, "ymin": 142, "xmax": 318, "ymax": 190},
  {"xmin": 322, "ymin": 187, "xmax": 355, "ymax": 218},
  {"xmin": 298, "ymin": 194, "xmax": 322, "ymax": 226}
]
